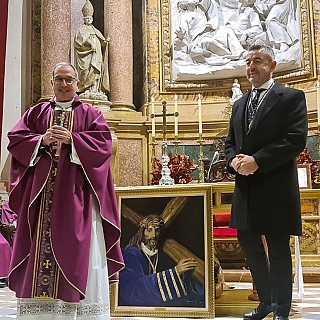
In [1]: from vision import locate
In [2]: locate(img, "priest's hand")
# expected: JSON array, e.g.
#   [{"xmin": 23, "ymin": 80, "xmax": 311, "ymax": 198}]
[{"xmin": 42, "ymin": 125, "xmax": 72, "ymax": 146}]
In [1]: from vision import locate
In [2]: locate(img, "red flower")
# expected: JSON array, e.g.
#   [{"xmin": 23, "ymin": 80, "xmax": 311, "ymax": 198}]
[{"xmin": 150, "ymin": 153, "xmax": 198, "ymax": 185}]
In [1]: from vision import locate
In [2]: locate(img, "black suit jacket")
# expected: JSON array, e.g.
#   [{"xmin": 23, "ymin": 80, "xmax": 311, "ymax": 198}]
[{"xmin": 225, "ymin": 81, "xmax": 308, "ymax": 235}]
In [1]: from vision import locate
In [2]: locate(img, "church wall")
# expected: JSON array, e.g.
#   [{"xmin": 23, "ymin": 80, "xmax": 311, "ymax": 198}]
[
  {"xmin": 71, "ymin": 0, "xmax": 87, "ymax": 65},
  {"xmin": 30, "ymin": 0, "xmax": 41, "ymax": 106},
  {"xmin": 137, "ymin": 0, "xmax": 320, "ymax": 182},
  {"xmin": 0, "ymin": 0, "xmax": 26, "ymax": 181},
  {"xmin": 144, "ymin": 0, "xmax": 320, "ymax": 112},
  {"xmin": 2, "ymin": 0, "xmax": 320, "ymax": 187},
  {"xmin": 0, "ymin": 0, "xmax": 9, "ymax": 166}
]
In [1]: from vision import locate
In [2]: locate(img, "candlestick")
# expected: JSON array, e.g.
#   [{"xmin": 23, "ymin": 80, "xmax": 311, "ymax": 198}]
[
  {"xmin": 173, "ymin": 137, "xmax": 180, "ymax": 155},
  {"xmin": 317, "ymin": 81, "xmax": 320, "ymax": 126},
  {"xmin": 198, "ymin": 94, "xmax": 202, "ymax": 134},
  {"xmin": 197, "ymin": 133, "xmax": 205, "ymax": 183},
  {"xmin": 316, "ymin": 79, "xmax": 320, "ymax": 167},
  {"xmin": 159, "ymin": 140, "xmax": 175, "ymax": 185},
  {"xmin": 149, "ymin": 136, "xmax": 157, "ymax": 169},
  {"xmin": 174, "ymin": 94, "xmax": 178, "ymax": 136},
  {"xmin": 151, "ymin": 97, "xmax": 155, "ymax": 137}
]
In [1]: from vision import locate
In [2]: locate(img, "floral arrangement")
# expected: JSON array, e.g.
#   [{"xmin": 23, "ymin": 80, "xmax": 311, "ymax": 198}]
[{"xmin": 150, "ymin": 153, "xmax": 198, "ymax": 185}]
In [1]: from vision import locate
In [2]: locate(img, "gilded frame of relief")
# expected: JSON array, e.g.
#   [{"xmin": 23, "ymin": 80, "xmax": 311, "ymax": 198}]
[
  {"xmin": 159, "ymin": 0, "xmax": 316, "ymax": 91},
  {"xmin": 110, "ymin": 184, "xmax": 214, "ymax": 318}
]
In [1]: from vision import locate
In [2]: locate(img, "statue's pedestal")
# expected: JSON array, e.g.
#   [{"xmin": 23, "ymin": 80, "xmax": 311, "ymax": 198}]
[
  {"xmin": 110, "ymin": 102, "xmax": 136, "ymax": 112},
  {"xmin": 79, "ymin": 97, "xmax": 112, "ymax": 111}
]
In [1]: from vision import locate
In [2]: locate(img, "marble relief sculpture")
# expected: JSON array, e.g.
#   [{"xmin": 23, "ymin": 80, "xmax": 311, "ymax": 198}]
[
  {"xmin": 74, "ymin": 0, "xmax": 110, "ymax": 102},
  {"xmin": 171, "ymin": 0, "xmax": 301, "ymax": 81}
]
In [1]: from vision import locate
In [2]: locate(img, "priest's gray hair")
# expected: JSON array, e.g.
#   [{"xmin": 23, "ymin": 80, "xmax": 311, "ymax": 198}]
[{"xmin": 52, "ymin": 62, "xmax": 79, "ymax": 80}]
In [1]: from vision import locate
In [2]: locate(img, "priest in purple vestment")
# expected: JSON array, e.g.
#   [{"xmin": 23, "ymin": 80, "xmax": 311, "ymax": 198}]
[
  {"xmin": 0, "ymin": 201, "xmax": 17, "ymax": 288},
  {"xmin": 7, "ymin": 62, "xmax": 124, "ymax": 319}
]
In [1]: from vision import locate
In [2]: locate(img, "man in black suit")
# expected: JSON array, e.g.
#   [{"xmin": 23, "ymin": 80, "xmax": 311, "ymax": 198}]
[{"xmin": 225, "ymin": 44, "xmax": 308, "ymax": 320}]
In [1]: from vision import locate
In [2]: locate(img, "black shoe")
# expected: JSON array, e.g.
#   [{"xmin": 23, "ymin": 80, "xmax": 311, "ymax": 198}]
[
  {"xmin": 273, "ymin": 316, "xmax": 289, "ymax": 320},
  {"xmin": 243, "ymin": 302, "xmax": 273, "ymax": 320},
  {"xmin": 0, "ymin": 279, "xmax": 7, "ymax": 288}
]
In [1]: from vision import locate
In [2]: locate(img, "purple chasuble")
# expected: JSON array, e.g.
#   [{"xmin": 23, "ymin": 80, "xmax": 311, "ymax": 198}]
[
  {"xmin": 0, "ymin": 234, "xmax": 11, "ymax": 278},
  {"xmin": 0, "ymin": 202, "xmax": 17, "ymax": 278},
  {"xmin": 7, "ymin": 95, "xmax": 124, "ymax": 303}
]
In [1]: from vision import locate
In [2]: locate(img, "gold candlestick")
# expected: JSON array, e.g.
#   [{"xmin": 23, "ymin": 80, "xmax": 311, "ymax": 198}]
[
  {"xmin": 197, "ymin": 133, "xmax": 205, "ymax": 183},
  {"xmin": 149, "ymin": 100, "xmax": 178, "ymax": 185},
  {"xmin": 150, "ymin": 136, "xmax": 158, "ymax": 169},
  {"xmin": 173, "ymin": 136, "xmax": 180, "ymax": 155}
]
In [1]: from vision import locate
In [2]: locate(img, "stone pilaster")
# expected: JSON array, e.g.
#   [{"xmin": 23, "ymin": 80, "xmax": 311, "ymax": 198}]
[
  {"xmin": 40, "ymin": 0, "xmax": 71, "ymax": 101},
  {"xmin": 104, "ymin": 0, "xmax": 135, "ymax": 111}
]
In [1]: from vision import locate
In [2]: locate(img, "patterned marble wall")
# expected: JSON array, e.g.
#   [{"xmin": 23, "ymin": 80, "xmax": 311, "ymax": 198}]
[
  {"xmin": 31, "ymin": 0, "xmax": 41, "ymax": 106},
  {"xmin": 118, "ymin": 139, "xmax": 143, "ymax": 186},
  {"xmin": 306, "ymin": 135, "xmax": 319, "ymax": 159}
]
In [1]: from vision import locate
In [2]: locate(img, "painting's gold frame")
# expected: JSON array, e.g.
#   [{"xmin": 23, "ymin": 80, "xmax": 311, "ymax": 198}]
[
  {"xmin": 110, "ymin": 184, "xmax": 214, "ymax": 318},
  {"xmin": 159, "ymin": 0, "xmax": 316, "ymax": 92}
]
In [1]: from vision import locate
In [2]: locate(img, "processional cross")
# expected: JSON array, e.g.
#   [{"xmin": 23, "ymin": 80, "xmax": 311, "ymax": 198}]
[{"xmin": 151, "ymin": 101, "xmax": 179, "ymax": 185}]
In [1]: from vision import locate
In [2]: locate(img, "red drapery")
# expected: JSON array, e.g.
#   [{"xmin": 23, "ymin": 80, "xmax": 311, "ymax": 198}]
[{"xmin": 0, "ymin": 0, "xmax": 9, "ymax": 160}]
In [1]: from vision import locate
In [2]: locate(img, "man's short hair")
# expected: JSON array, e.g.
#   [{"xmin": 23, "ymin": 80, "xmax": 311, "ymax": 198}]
[
  {"xmin": 248, "ymin": 44, "xmax": 275, "ymax": 61},
  {"xmin": 52, "ymin": 62, "xmax": 79, "ymax": 80}
]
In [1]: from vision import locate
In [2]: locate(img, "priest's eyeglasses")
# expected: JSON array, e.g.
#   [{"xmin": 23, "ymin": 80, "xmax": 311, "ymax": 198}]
[{"xmin": 53, "ymin": 77, "xmax": 77, "ymax": 85}]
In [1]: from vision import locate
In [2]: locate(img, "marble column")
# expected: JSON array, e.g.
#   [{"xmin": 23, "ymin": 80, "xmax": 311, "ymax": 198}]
[
  {"xmin": 104, "ymin": 0, "xmax": 135, "ymax": 111},
  {"xmin": 40, "ymin": 0, "xmax": 71, "ymax": 101}
]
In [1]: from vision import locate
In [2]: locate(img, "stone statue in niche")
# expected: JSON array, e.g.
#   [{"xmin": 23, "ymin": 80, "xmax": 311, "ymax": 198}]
[
  {"xmin": 74, "ymin": 0, "xmax": 110, "ymax": 102},
  {"xmin": 229, "ymin": 79, "xmax": 243, "ymax": 105}
]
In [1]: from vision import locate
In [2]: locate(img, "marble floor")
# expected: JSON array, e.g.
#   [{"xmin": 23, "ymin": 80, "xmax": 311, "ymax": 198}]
[{"xmin": 0, "ymin": 282, "xmax": 319, "ymax": 319}]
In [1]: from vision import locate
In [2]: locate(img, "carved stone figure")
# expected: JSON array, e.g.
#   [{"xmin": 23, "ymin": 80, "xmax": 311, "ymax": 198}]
[
  {"xmin": 174, "ymin": 0, "xmax": 247, "ymax": 66},
  {"xmin": 74, "ymin": 0, "xmax": 110, "ymax": 101},
  {"xmin": 264, "ymin": 0, "xmax": 299, "ymax": 52},
  {"xmin": 230, "ymin": 79, "xmax": 243, "ymax": 105},
  {"xmin": 225, "ymin": 0, "xmax": 266, "ymax": 49}
]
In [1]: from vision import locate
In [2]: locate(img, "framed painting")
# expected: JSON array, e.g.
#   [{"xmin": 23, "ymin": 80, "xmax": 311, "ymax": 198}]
[
  {"xmin": 297, "ymin": 164, "xmax": 312, "ymax": 189},
  {"xmin": 110, "ymin": 184, "xmax": 215, "ymax": 318},
  {"xmin": 160, "ymin": 0, "xmax": 316, "ymax": 91}
]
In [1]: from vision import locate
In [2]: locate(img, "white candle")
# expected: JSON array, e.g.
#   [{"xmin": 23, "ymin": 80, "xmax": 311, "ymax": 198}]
[
  {"xmin": 174, "ymin": 94, "xmax": 178, "ymax": 137},
  {"xmin": 317, "ymin": 81, "xmax": 320, "ymax": 126},
  {"xmin": 198, "ymin": 94, "xmax": 202, "ymax": 134},
  {"xmin": 151, "ymin": 97, "xmax": 155, "ymax": 137}
]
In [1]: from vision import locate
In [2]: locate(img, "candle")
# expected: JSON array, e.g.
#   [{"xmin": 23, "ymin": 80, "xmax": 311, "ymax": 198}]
[
  {"xmin": 174, "ymin": 94, "xmax": 178, "ymax": 137},
  {"xmin": 198, "ymin": 94, "xmax": 202, "ymax": 134},
  {"xmin": 317, "ymin": 81, "xmax": 320, "ymax": 126},
  {"xmin": 151, "ymin": 97, "xmax": 155, "ymax": 137}
]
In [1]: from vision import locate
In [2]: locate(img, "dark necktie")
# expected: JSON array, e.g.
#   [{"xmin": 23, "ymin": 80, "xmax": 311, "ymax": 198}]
[{"xmin": 247, "ymin": 88, "xmax": 265, "ymax": 126}]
